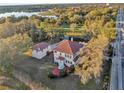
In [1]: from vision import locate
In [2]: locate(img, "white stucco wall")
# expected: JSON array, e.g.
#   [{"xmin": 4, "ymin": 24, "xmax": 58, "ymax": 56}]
[
  {"xmin": 32, "ymin": 47, "xmax": 49, "ymax": 59},
  {"xmin": 48, "ymin": 46, "xmax": 52, "ymax": 52},
  {"xmin": 53, "ymin": 50, "xmax": 74, "ymax": 67}
]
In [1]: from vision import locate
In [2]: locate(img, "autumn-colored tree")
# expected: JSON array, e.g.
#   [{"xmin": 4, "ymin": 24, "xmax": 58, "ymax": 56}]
[
  {"xmin": 75, "ymin": 5, "xmax": 116, "ymax": 85},
  {"xmin": 75, "ymin": 34, "xmax": 109, "ymax": 84},
  {"xmin": 70, "ymin": 23, "xmax": 77, "ymax": 32},
  {"xmin": 0, "ymin": 33, "xmax": 32, "ymax": 74}
]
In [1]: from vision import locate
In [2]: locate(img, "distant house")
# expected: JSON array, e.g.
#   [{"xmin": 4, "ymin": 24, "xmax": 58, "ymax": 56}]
[
  {"xmin": 32, "ymin": 42, "xmax": 51, "ymax": 59},
  {"xmin": 53, "ymin": 40, "xmax": 83, "ymax": 67}
]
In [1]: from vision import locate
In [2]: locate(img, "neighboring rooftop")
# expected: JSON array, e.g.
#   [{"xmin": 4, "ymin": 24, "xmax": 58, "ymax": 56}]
[{"xmin": 54, "ymin": 40, "xmax": 83, "ymax": 55}]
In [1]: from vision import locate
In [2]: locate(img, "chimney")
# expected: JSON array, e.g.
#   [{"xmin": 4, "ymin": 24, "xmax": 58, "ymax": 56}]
[{"xmin": 71, "ymin": 37, "xmax": 73, "ymax": 41}]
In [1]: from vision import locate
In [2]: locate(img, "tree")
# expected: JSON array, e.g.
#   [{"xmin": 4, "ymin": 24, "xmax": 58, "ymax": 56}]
[
  {"xmin": 0, "ymin": 33, "xmax": 32, "ymax": 74},
  {"xmin": 0, "ymin": 22, "xmax": 16, "ymax": 39},
  {"xmin": 69, "ymin": 14, "xmax": 82, "ymax": 24},
  {"xmin": 15, "ymin": 19, "xmax": 31, "ymax": 34},
  {"xmin": 75, "ymin": 6, "xmax": 116, "ymax": 84},
  {"xmin": 0, "ymin": 17, "xmax": 6, "ymax": 24},
  {"xmin": 70, "ymin": 23, "xmax": 77, "ymax": 32},
  {"xmin": 75, "ymin": 35, "xmax": 109, "ymax": 84}
]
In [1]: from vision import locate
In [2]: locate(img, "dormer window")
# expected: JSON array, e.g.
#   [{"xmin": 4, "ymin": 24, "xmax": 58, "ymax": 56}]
[{"xmin": 67, "ymin": 55, "xmax": 69, "ymax": 58}]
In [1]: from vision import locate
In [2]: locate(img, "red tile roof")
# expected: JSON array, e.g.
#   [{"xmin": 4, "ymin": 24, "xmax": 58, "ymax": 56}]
[
  {"xmin": 32, "ymin": 42, "xmax": 49, "ymax": 51},
  {"xmin": 54, "ymin": 40, "xmax": 83, "ymax": 55}
]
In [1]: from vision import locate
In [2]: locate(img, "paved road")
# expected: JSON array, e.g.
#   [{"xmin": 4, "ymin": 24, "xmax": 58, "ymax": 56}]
[
  {"xmin": 110, "ymin": 55, "xmax": 118, "ymax": 89},
  {"xmin": 110, "ymin": 7, "xmax": 124, "ymax": 90},
  {"xmin": 122, "ymin": 59, "xmax": 124, "ymax": 89},
  {"xmin": 120, "ymin": 40, "xmax": 124, "ymax": 89}
]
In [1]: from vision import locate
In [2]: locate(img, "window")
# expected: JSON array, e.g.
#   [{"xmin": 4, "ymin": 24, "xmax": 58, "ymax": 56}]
[
  {"xmin": 66, "ymin": 54, "xmax": 69, "ymax": 58},
  {"xmin": 38, "ymin": 48, "xmax": 40, "ymax": 51},
  {"xmin": 66, "ymin": 54, "xmax": 72, "ymax": 59},
  {"xmin": 60, "ymin": 53, "xmax": 62, "ymax": 55}
]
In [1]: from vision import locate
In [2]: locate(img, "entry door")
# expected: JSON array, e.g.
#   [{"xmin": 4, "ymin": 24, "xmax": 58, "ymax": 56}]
[{"xmin": 58, "ymin": 61, "xmax": 65, "ymax": 69}]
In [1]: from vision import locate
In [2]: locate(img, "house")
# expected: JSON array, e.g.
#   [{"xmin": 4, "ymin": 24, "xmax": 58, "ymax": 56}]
[
  {"xmin": 32, "ymin": 42, "xmax": 51, "ymax": 59},
  {"xmin": 53, "ymin": 40, "xmax": 83, "ymax": 68}
]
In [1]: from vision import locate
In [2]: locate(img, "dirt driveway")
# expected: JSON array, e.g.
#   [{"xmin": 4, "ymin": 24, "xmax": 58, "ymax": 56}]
[{"xmin": 13, "ymin": 54, "xmax": 101, "ymax": 90}]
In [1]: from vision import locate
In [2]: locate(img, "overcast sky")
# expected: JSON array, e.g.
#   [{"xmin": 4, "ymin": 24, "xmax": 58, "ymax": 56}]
[{"xmin": 0, "ymin": 0, "xmax": 123, "ymax": 6}]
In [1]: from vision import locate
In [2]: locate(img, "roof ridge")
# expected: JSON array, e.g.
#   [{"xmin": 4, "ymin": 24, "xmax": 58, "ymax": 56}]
[
  {"xmin": 67, "ymin": 40, "xmax": 73, "ymax": 55},
  {"xmin": 54, "ymin": 40, "xmax": 83, "ymax": 55}
]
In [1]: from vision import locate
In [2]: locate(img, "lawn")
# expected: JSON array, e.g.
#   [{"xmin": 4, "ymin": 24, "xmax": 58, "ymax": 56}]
[
  {"xmin": 12, "ymin": 54, "xmax": 103, "ymax": 90},
  {"xmin": 0, "ymin": 70, "xmax": 30, "ymax": 90},
  {"xmin": 77, "ymin": 79, "xmax": 102, "ymax": 90},
  {"xmin": 39, "ymin": 11, "xmax": 54, "ymax": 16}
]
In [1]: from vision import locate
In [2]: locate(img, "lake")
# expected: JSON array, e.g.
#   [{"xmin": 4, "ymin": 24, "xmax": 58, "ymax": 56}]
[{"xmin": 0, "ymin": 12, "xmax": 57, "ymax": 19}]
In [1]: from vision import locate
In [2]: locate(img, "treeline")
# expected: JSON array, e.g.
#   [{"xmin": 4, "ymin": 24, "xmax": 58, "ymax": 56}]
[
  {"xmin": 73, "ymin": 5, "xmax": 118, "ymax": 89},
  {"xmin": 0, "ymin": 5, "xmax": 49, "ymax": 13},
  {"xmin": 0, "ymin": 4, "xmax": 123, "ymax": 13},
  {"xmin": 0, "ymin": 4, "xmax": 107, "ymax": 13}
]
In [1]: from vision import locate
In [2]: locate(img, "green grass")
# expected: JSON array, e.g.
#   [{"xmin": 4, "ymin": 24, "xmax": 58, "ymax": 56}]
[
  {"xmin": 12, "ymin": 55, "xmax": 104, "ymax": 90},
  {"xmin": 0, "ymin": 65, "xmax": 30, "ymax": 90},
  {"xmin": 59, "ymin": 24, "xmax": 83, "ymax": 33},
  {"xmin": 77, "ymin": 79, "xmax": 102, "ymax": 90},
  {"xmin": 61, "ymin": 24, "xmax": 70, "ymax": 28},
  {"xmin": 10, "ymin": 78, "xmax": 30, "ymax": 90},
  {"xmin": 61, "ymin": 28, "xmax": 70, "ymax": 32},
  {"xmin": 39, "ymin": 11, "xmax": 54, "ymax": 16}
]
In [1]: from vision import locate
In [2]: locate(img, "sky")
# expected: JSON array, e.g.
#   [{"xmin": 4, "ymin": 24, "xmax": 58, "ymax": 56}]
[{"xmin": 0, "ymin": 0, "xmax": 124, "ymax": 6}]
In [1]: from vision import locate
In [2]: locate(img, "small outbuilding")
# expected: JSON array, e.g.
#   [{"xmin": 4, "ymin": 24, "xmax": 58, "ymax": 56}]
[{"xmin": 32, "ymin": 42, "xmax": 51, "ymax": 59}]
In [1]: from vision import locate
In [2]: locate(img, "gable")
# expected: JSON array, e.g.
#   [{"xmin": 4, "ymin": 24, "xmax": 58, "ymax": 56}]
[{"xmin": 54, "ymin": 40, "xmax": 83, "ymax": 55}]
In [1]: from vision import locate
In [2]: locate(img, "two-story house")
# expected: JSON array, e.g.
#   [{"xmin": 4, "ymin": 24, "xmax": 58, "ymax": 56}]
[{"xmin": 53, "ymin": 40, "xmax": 83, "ymax": 68}]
